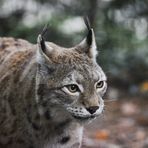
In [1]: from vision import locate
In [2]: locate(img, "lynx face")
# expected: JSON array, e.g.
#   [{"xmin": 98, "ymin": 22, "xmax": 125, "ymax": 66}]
[{"xmin": 36, "ymin": 26, "xmax": 107, "ymax": 122}]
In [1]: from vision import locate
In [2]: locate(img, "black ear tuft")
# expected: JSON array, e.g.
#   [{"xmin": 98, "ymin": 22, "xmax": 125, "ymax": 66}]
[
  {"xmin": 76, "ymin": 17, "xmax": 97, "ymax": 60},
  {"xmin": 84, "ymin": 16, "xmax": 93, "ymax": 46},
  {"xmin": 41, "ymin": 24, "xmax": 49, "ymax": 37},
  {"xmin": 84, "ymin": 16, "xmax": 91, "ymax": 31},
  {"xmin": 39, "ymin": 24, "xmax": 49, "ymax": 52},
  {"xmin": 86, "ymin": 30, "xmax": 92, "ymax": 46}
]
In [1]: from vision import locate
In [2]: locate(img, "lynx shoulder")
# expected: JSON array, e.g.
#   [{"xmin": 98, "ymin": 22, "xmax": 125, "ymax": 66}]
[{"xmin": 0, "ymin": 20, "xmax": 107, "ymax": 148}]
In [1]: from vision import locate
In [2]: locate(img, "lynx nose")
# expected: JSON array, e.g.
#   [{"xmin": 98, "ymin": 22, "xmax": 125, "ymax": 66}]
[{"xmin": 86, "ymin": 106, "xmax": 99, "ymax": 114}]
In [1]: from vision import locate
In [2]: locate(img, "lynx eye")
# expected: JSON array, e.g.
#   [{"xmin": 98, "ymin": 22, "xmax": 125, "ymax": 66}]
[
  {"xmin": 66, "ymin": 84, "xmax": 80, "ymax": 93},
  {"xmin": 62, "ymin": 84, "xmax": 80, "ymax": 96},
  {"xmin": 96, "ymin": 81, "xmax": 104, "ymax": 89}
]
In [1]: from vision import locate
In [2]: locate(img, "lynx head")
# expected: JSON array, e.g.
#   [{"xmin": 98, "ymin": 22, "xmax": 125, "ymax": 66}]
[{"xmin": 36, "ymin": 19, "xmax": 107, "ymax": 122}]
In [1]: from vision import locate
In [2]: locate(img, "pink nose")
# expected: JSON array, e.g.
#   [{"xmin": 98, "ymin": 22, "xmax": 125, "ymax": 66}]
[{"xmin": 86, "ymin": 106, "xmax": 99, "ymax": 114}]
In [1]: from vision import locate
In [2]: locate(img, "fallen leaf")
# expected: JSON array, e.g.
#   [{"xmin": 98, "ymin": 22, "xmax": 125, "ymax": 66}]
[{"xmin": 94, "ymin": 129, "xmax": 110, "ymax": 140}]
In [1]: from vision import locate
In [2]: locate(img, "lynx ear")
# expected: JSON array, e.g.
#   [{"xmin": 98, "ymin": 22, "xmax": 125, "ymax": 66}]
[
  {"xmin": 37, "ymin": 26, "xmax": 53, "ymax": 63},
  {"xmin": 37, "ymin": 31, "xmax": 56, "ymax": 75},
  {"xmin": 76, "ymin": 17, "xmax": 98, "ymax": 62}
]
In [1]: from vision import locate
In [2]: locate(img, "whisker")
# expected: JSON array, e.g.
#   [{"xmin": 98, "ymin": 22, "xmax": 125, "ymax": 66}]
[
  {"xmin": 104, "ymin": 98, "xmax": 117, "ymax": 102},
  {"xmin": 99, "ymin": 112, "xmax": 108, "ymax": 120},
  {"xmin": 103, "ymin": 107, "xmax": 110, "ymax": 112}
]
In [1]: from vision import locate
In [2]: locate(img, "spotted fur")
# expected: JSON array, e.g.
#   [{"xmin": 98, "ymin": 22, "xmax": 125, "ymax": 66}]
[{"xmin": 0, "ymin": 23, "xmax": 107, "ymax": 148}]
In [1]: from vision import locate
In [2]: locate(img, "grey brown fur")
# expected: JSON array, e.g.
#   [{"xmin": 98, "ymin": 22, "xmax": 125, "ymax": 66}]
[{"xmin": 0, "ymin": 22, "xmax": 107, "ymax": 148}]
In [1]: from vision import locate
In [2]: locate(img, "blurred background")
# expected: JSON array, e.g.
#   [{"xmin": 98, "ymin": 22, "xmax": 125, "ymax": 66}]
[{"xmin": 0, "ymin": 0, "xmax": 148, "ymax": 147}]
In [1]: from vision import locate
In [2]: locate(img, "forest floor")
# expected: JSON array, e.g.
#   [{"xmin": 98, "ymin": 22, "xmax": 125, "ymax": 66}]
[{"xmin": 82, "ymin": 97, "xmax": 148, "ymax": 148}]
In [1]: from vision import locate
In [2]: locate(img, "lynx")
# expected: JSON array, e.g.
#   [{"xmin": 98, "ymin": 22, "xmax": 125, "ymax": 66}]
[{"xmin": 0, "ymin": 19, "xmax": 107, "ymax": 148}]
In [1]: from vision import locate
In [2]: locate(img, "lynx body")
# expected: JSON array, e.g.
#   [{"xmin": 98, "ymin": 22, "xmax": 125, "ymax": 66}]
[{"xmin": 0, "ymin": 23, "xmax": 107, "ymax": 148}]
